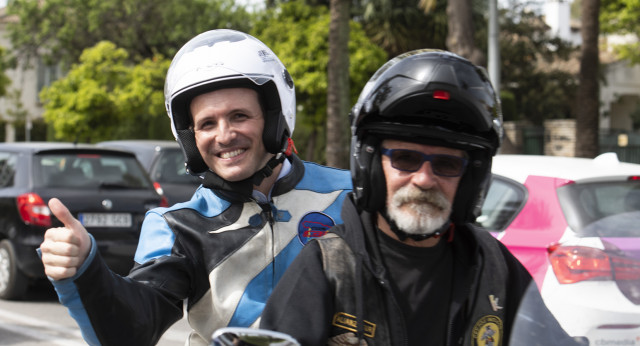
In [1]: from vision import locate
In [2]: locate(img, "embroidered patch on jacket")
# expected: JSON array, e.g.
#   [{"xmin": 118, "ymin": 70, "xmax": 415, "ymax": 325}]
[
  {"xmin": 332, "ymin": 312, "xmax": 376, "ymax": 338},
  {"xmin": 297, "ymin": 212, "xmax": 335, "ymax": 245},
  {"xmin": 471, "ymin": 315, "xmax": 503, "ymax": 346}
]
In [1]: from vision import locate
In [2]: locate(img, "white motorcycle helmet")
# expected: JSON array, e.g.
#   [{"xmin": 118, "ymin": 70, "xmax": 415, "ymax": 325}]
[{"xmin": 164, "ymin": 29, "xmax": 296, "ymax": 196}]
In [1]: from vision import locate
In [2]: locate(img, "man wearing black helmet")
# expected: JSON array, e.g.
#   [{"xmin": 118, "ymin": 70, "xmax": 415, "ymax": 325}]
[
  {"xmin": 260, "ymin": 50, "xmax": 575, "ymax": 345},
  {"xmin": 39, "ymin": 30, "xmax": 351, "ymax": 346}
]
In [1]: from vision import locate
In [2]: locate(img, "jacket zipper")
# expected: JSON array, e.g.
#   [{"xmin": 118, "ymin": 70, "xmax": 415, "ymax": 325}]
[
  {"xmin": 259, "ymin": 202, "xmax": 277, "ymax": 289},
  {"xmin": 374, "ymin": 265, "xmax": 409, "ymax": 346}
]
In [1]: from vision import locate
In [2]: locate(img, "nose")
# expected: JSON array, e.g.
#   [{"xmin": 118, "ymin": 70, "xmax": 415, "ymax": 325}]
[
  {"xmin": 410, "ymin": 161, "xmax": 438, "ymax": 189},
  {"xmin": 215, "ymin": 119, "xmax": 236, "ymax": 145}
]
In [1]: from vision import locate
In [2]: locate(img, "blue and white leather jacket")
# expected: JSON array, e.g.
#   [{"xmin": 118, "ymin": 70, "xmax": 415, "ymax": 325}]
[{"xmin": 50, "ymin": 155, "xmax": 352, "ymax": 346}]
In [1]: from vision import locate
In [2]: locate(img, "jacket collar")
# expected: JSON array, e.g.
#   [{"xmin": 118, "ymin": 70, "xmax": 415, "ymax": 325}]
[{"xmin": 211, "ymin": 154, "xmax": 305, "ymax": 203}]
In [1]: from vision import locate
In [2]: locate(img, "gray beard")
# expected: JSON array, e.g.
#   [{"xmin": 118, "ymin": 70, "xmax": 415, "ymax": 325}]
[{"xmin": 386, "ymin": 185, "xmax": 452, "ymax": 235}]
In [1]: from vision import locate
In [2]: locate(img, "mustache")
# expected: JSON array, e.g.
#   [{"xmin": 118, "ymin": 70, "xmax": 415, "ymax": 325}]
[{"xmin": 390, "ymin": 185, "xmax": 450, "ymax": 211}]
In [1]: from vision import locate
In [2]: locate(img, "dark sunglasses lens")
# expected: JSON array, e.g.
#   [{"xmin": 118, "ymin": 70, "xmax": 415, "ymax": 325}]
[
  {"xmin": 390, "ymin": 150, "xmax": 423, "ymax": 171},
  {"xmin": 432, "ymin": 156, "xmax": 465, "ymax": 176}
]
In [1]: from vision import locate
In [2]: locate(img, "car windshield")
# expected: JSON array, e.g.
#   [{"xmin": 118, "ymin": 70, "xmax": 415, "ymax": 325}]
[
  {"xmin": 34, "ymin": 152, "xmax": 152, "ymax": 189},
  {"xmin": 557, "ymin": 181, "xmax": 640, "ymax": 237},
  {"xmin": 152, "ymin": 149, "xmax": 201, "ymax": 184}
]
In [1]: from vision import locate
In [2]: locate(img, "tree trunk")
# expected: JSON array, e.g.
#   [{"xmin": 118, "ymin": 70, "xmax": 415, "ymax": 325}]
[
  {"xmin": 305, "ymin": 128, "xmax": 317, "ymax": 163},
  {"xmin": 575, "ymin": 0, "xmax": 600, "ymax": 158},
  {"xmin": 446, "ymin": 0, "xmax": 485, "ymax": 66},
  {"xmin": 326, "ymin": 0, "xmax": 350, "ymax": 169}
]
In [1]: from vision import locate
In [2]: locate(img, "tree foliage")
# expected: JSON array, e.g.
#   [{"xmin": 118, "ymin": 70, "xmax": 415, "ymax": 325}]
[
  {"xmin": 10, "ymin": 0, "xmax": 596, "ymax": 155},
  {"xmin": 6, "ymin": 0, "xmax": 252, "ymax": 66},
  {"xmin": 354, "ymin": 0, "xmax": 449, "ymax": 57},
  {"xmin": 253, "ymin": 0, "xmax": 387, "ymax": 163},
  {"xmin": 600, "ymin": 0, "xmax": 640, "ymax": 63},
  {"xmin": 40, "ymin": 41, "xmax": 171, "ymax": 142},
  {"xmin": 493, "ymin": 3, "xmax": 578, "ymax": 125},
  {"xmin": 0, "ymin": 46, "xmax": 14, "ymax": 99}
]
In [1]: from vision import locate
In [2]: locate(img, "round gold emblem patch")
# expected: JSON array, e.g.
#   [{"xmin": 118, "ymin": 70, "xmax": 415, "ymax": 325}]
[{"xmin": 471, "ymin": 315, "xmax": 503, "ymax": 346}]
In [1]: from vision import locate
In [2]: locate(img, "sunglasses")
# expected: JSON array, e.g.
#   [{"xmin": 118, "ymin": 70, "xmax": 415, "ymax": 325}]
[{"xmin": 380, "ymin": 148, "xmax": 468, "ymax": 177}]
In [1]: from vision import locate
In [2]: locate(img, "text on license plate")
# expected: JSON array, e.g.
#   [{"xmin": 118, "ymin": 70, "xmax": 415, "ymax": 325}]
[{"xmin": 78, "ymin": 213, "xmax": 132, "ymax": 228}]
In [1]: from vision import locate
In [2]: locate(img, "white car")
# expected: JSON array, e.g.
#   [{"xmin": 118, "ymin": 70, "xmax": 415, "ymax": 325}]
[{"xmin": 478, "ymin": 153, "xmax": 640, "ymax": 345}]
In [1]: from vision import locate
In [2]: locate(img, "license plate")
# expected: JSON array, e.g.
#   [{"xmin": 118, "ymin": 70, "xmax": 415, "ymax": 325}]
[{"xmin": 78, "ymin": 213, "xmax": 132, "ymax": 228}]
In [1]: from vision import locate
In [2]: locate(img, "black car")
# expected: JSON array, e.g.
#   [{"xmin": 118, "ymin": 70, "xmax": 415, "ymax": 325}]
[
  {"xmin": 97, "ymin": 140, "xmax": 201, "ymax": 206},
  {"xmin": 0, "ymin": 142, "xmax": 167, "ymax": 300}
]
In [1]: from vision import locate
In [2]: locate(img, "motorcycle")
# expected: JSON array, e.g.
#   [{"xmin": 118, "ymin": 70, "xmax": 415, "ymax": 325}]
[
  {"xmin": 211, "ymin": 327, "xmax": 300, "ymax": 346},
  {"xmin": 211, "ymin": 282, "xmax": 588, "ymax": 346}
]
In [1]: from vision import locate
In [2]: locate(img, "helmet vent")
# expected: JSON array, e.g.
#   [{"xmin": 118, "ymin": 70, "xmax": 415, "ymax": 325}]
[{"xmin": 282, "ymin": 70, "xmax": 294, "ymax": 89}]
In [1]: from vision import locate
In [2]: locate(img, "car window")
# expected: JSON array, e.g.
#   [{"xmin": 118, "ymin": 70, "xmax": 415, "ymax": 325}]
[
  {"xmin": 35, "ymin": 152, "xmax": 152, "ymax": 189},
  {"xmin": 558, "ymin": 181, "xmax": 640, "ymax": 237},
  {"xmin": 152, "ymin": 150, "xmax": 200, "ymax": 184},
  {"xmin": 477, "ymin": 175, "xmax": 527, "ymax": 231},
  {"xmin": 0, "ymin": 152, "xmax": 17, "ymax": 188}
]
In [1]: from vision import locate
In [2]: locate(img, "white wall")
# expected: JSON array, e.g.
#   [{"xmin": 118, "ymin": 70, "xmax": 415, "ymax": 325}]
[{"xmin": 0, "ymin": 9, "xmax": 46, "ymax": 141}]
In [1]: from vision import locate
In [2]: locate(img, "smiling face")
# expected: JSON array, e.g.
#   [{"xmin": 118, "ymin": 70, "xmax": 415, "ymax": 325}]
[
  {"xmin": 190, "ymin": 88, "xmax": 272, "ymax": 182},
  {"xmin": 380, "ymin": 139, "xmax": 464, "ymax": 236}
]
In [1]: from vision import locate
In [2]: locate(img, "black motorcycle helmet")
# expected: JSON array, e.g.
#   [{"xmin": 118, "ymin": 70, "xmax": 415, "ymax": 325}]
[{"xmin": 350, "ymin": 49, "xmax": 503, "ymax": 223}]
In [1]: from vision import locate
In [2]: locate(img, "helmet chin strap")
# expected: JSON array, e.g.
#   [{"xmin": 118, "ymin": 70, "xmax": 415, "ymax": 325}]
[
  {"xmin": 202, "ymin": 153, "xmax": 285, "ymax": 202},
  {"xmin": 201, "ymin": 138, "xmax": 296, "ymax": 202},
  {"xmin": 380, "ymin": 210, "xmax": 452, "ymax": 242},
  {"xmin": 251, "ymin": 153, "xmax": 285, "ymax": 186}
]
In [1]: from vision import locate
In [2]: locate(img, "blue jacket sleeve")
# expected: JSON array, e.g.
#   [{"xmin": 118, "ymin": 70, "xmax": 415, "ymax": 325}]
[{"xmin": 49, "ymin": 217, "xmax": 189, "ymax": 346}]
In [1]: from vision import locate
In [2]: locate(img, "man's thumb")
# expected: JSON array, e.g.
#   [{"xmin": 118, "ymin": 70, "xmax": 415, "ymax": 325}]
[{"xmin": 48, "ymin": 198, "xmax": 81, "ymax": 230}]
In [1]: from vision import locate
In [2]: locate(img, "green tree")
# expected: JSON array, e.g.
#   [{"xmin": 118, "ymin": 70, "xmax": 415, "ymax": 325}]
[
  {"xmin": 0, "ymin": 46, "xmax": 13, "ymax": 98},
  {"xmin": 7, "ymin": 0, "xmax": 252, "ymax": 66},
  {"xmin": 253, "ymin": 0, "xmax": 386, "ymax": 164},
  {"xmin": 491, "ymin": 3, "xmax": 578, "ymax": 124},
  {"xmin": 39, "ymin": 41, "xmax": 171, "ymax": 142},
  {"xmin": 600, "ymin": 0, "xmax": 640, "ymax": 64},
  {"xmin": 355, "ymin": 0, "xmax": 449, "ymax": 57}
]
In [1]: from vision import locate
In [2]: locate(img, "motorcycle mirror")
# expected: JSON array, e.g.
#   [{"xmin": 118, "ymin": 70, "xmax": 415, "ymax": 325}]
[{"xmin": 211, "ymin": 327, "xmax": 300, "ymax": 346}]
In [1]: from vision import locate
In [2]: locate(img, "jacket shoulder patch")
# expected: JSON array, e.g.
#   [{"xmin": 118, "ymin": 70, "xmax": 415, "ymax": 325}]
[
  {"xmin": 471, "ymin": 315, "xmax": 503, "ymax": 346},
  {"xmin": 298, "ymin": 211, "xmax": 335, "ymax": 245}
]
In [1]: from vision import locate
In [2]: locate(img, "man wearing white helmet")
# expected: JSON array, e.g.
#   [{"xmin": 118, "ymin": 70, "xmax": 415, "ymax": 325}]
[{"xmin": 39, "ymin": 29, "xmax": 352, "ymax": 346}]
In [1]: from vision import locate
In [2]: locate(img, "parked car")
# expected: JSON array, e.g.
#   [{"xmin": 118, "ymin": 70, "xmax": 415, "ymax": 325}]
[
  {"xmin": 97, "ymin": 140, "xmax": 201, "ymax": 206},
  {"xmin": 478, "ymin": 153, "xmax": 640, "ymax": 345},
  {"xmin": 0, "ymin": 142, "xmax": 167, "ymax": 300}
]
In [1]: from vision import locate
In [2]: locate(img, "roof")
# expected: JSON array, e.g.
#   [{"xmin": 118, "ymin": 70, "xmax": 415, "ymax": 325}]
[
  {"xmin": 0, "ymin": 141, "xmax": 96, "ymax": 151},
  {"xmin": 96, "ymin": 140, "xmax": 182, "ymax": 169},
  {"xmin": 492, "ymin": 153, "xmax": 640, "ymax": 183},
  {"xmin": 0, "ymin": 141, "xmax": 136, "ymax": 156},
  {"xmin": 97, "ymin": 140, "xmax": 180, "ymax": 150}
]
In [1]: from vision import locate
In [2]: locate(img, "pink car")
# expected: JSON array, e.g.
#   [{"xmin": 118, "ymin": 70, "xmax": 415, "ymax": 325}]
[{"xmin": 479, "ymin": 153, "xmax": 640, "ymax": 345}]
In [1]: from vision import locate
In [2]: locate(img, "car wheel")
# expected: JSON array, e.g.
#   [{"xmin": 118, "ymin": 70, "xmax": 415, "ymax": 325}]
[{"xmin": 0, "ymin": 240, "xmax": 28, "ymax": 300}]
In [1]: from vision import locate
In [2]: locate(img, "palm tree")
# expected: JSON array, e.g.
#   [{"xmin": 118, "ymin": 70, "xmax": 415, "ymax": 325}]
[
  {"xmin": 441, "ymin": 0, "xmax": 485, "ymax": 65},
  {"xmin": 575, "ymin": 0, "xmax": 600, "ymax": 157},
  {"xmin": 326, "ymin": 0, "xmax": 351, "ymax": 168},
  {"xmin": 357, "ymin": 0, "xmax": 448, "ymax": 57}
]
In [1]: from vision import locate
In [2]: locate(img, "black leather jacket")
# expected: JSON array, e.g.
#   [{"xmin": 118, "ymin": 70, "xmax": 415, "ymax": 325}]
[{"xmin": 261, "ymin": 195, "xmax": 572, "ymax": 345}]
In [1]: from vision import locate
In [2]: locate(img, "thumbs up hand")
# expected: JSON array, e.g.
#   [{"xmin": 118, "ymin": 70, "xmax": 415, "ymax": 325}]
[{"xmin": 40, "ymin": 198, "xmax": 92, "ymax": 280}]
